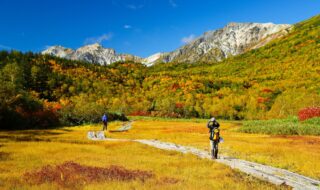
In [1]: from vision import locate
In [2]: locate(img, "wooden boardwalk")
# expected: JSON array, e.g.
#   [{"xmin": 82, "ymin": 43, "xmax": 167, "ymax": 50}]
[{"xmin": 87, "ymin": 135, "xmax": 320, "ymax": 189}]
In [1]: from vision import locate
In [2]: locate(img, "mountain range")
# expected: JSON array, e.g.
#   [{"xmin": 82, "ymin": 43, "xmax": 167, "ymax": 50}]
[
  {"xmin": 42, "ymin": 22, "xmax": 291, "ymax": 66},
  {"xmin": 1, "ymin": 14, "xmax": 319, "ymax": 129}
]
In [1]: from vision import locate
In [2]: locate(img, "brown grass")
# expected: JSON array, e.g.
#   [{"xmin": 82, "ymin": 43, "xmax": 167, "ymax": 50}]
[
  {"xmin": 158, "ymin": 177, "xmax": 180, "ymax": 185},
  {"xmin": 0, "ymin": 152, "xmax": 10, "ymax": 161},
  {"xmin": 23, "ymin": 161, "xmax": 154, "ymax": 188}
]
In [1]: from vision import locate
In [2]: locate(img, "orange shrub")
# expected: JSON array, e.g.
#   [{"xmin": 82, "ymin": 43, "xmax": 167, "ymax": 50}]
[
  {"xmin": 175, "ymin": 102, "xmax": 184, "ymax": 109},
  {"xmin": 257, "ymin": 97, "xmax": 270, "ymax": 103},
  {"xmin": 129, "ymin": 111, "xmax": 150, "ymax": 116},
  {"xmin": 261, "ymin": 88, "xmax": 273, "ymax": 93}
]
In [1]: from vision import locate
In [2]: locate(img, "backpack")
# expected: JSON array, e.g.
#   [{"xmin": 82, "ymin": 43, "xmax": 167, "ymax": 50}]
[
  {"xmin": 209, "ymin": 127, "xmax": 220, "ymax": 141},
  {"xmin": 213, "ymin": 128, "xmax": 220, "ymax": 141}
]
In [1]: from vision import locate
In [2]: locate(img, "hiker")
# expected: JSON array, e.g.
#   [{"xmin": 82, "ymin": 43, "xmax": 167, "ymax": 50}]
[
  {"xmin": 207, "ymin": 117, "xmax": 220, "ymax": 159},
  {"xmin": 102, "ymin": 113, "xmax": 108, "ymax": 131}
]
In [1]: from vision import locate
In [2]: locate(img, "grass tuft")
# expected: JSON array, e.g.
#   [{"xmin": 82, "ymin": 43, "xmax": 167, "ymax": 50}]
[{"xmin": 239, "ymin": 117, "xmax": 320, "ymax": 135}]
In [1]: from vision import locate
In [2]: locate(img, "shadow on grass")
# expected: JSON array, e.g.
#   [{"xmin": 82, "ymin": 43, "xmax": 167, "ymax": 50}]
[
  {"xmin": 0, "ymin": 152, "xmax": 10, "ymax": 161},
  {"xmin": 0, "ymin": 130, "xmax": 65, "ymax": 142}
]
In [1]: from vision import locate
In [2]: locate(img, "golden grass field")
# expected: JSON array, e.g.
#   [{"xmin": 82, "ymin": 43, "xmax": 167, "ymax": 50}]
[{"xmin": 0, "ymin": 118, "xmax": 319, "ymax": 189}]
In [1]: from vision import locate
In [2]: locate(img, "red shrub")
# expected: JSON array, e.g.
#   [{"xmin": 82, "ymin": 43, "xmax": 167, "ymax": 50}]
[
  {"xmin": 52, "ymin": 103, "xmax": 62, "ymax": 112},
  {"xmin": 43, "ymin": 101, "xmax": 62, "ymax": 112},
  {"xmin": 261, "ymin": 88, "xmax": 273, "ymax": 93},
  {"xmin": 298, "ymin": 107, "xmax": 320, "ymax": 121},
  {"xmin": 24, "ymin": 161, "xmax": 154, "ymax": 188},
  {"xmin": 257, "ymin": 97, "xmax": 270, "ymax": 103},
  {"xmin": 171, "ymin": 83, "xmax": 180, "ymax": 91},
  {"xmin": 15, "ymin": 106, "xmax": 59, "ymax": 128},
  {"xmin": 175, "ymin": 102, "xmax": 184, "ymax": 109}
]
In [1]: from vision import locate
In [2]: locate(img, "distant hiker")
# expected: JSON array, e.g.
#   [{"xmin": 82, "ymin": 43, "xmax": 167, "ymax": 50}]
[
  {"xmin": 207, "ymin": 117, "xmax": 220, "ymax": 159},
  {"xmin": 102, "ymin": 114, "xmax": 108, "ymax": 131}
]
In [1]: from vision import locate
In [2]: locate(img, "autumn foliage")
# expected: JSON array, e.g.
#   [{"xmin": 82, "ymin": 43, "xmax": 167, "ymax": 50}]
[
  {"xmin": 129, "ymin": 111, "xmax": 150, "ymax": 116},
  {"xmin": 0, "ymin": 15, "xmax": 320, "ymax": 129},
  {"xmin": 298, "ymin": 107, "xmax": 320, "ymax": 121}
]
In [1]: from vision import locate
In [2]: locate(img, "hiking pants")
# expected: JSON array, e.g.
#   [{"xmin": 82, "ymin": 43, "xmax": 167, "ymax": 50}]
[
  {"xmin": 210, "ymin": 140, "xmax": 219, "ymax": 159},
  {"xmin": 103, "ymin": 121, "xmax": 108, "ymax": 131}
]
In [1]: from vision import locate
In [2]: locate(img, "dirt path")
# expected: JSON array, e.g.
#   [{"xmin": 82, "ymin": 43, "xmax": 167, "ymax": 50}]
[
  {"xmin": 110, "ymin": 138, "xmax": 319, "ymax": 190},
  {"xmin": 88, "ymin": 133, "xmax": 320, "ymax": 189},
  {"xmin": 134, "ymin": 139, "xmax": 320, "ymax": 190}
]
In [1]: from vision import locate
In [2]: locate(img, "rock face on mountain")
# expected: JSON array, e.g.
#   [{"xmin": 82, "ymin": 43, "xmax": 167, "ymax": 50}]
[
  {"xmin": 42, "ymin": 43, "xmax": 142, "ymax": 65},
  {"xmin": 142, "ymin": 53, "xmax": 163, "ymax": 66},
  {"xmin": 42, "ymin": 22, "xmax": 291, "ymax": 65},
  {"xmin": 72, "ymin": 43, "xmax": 123, "ymax": 65},
  {"xmin": 161, "ymin": 22, "xmax": 292, "ymax": 63},
  {"xmin": 42, "ymin": 46, "xmax": 75, "ymax": 59}
]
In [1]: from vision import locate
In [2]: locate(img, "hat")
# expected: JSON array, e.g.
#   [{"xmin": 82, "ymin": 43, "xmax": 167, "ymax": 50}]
[{"xmin": 210, "ymin": 117, "xmax": 216, "ymax": 122}]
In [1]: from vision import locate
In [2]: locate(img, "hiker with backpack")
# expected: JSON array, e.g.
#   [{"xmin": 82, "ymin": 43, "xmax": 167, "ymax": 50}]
[
  {"xmin": 102, "ymin": 113, "xmax": 108, "ymax": 131},
  {"xmin": 207, "ymin": 117, "xmax": 220, "ymax": 159}
]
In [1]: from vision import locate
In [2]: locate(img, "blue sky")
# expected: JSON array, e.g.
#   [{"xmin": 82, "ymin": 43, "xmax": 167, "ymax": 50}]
[{"xmin": 0, "ymin": 0, "xmax": 319, "ymax": 57}]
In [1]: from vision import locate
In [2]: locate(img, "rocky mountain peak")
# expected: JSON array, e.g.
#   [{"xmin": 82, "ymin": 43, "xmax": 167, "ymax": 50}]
[
  {"xmin": 226, "ymin": 22, "xmax": 242, "ymax": 27},
  {"xmin": 160, "ymin": 22, "xmax": 292, "ymax": 63},
  {"xmin": 42, "ymin": 22, "xmax": 292, "ymax": 66},
  {"xmin": 42, "ymin": 45, "xmax": 74, "ymax": 58},
  {"xmin": 42, "ymin": 43, "xmax": 140, "ymax": 65}
]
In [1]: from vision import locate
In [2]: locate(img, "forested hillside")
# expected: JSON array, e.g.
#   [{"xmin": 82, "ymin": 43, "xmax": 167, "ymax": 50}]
[
  {"xmin": 0, "ymin": 15, "xmax": 319, "ymax": 129},
  {"xmin": 145, "ymin": 14, "xmax": 320, "ymax": 119}
]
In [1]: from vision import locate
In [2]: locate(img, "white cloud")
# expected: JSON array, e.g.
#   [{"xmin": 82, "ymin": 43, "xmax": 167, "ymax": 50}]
[
  {"xmin": 124, "ymin": 25, "xmax": 132, "ymax": 29},
  {"xmin": 169, "ymin": 0, "xmax": 177, "ymax": 7},
  {"xmin": 181, "ymin": 34, "xmax": 196, "ymax": 44},
  {"xmin": 0, "ymin": 44, "xmax": 11, "ymax": 50},
  {"xmin": 84, "ymin": 33, "xmax": 113, "ymax": 45}
]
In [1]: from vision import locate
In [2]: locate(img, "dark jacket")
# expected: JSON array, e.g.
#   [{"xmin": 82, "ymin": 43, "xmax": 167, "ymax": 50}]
[
  {"xmin": 207, "ymin": 120, "xmax": 220, "ymax": 141},
  {"xmin": 207, "ymin": 120, "xmax": 219, "ymax": 131}
]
